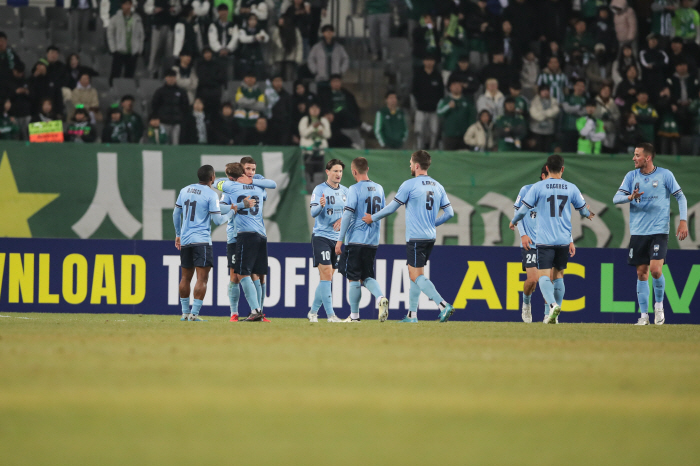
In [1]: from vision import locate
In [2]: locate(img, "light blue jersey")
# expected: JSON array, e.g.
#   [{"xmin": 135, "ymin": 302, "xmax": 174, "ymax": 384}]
[
  {"xmin": 219, "ymin": 182, "xmax": 267, "ymax": 237},
  {"xmin": 392, "ymin": 175, "xmax": 450, "ymax": 241},
  {"xmin": 617, "ymin": 167, "xmax": 682, "ymax": 235},
  {"xmin": 514, "ymin": 184, "xmax": 538, "ymax": 248},
  {"xmin": 343, "ymin": 180, "xmax": 385, "ymax": 246},
  {"xmin": 220, "ymin": 192, "xmax": 239, "ymax": 243},
  {"xmin": 518, "ymin": 178, "xmax": 588, "ymax": 246},
  {"xmin": 175, "ymin": 184, "xmax": 221, "ymax": 245},
  {"xmin": 310, "ymin": 182, "xmax": 349, "ymax": 241},
  {"xmin": 217, "ymin": 174, "xmax": 271, "ymax": 242}
]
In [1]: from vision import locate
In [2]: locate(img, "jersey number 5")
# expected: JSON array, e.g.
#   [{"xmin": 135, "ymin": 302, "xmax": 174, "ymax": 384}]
[
  {"xmin": 365, "ymin": 196, "xmax": 381, "ymax": 214},
  {"xmin": 425, "ymin": 191, "xmax": 434, "ymax": 210}
]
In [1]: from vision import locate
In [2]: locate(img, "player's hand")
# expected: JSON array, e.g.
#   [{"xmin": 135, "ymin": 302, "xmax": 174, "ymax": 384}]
[
  {"xmin": 239, "ymin": 176, "xmax": 253, "ymax": 185},
  {"xmin": 628, "ymin": 188, "xmax": 644, "ymax": 201},
  {"xmin": 585, "ymin": 207, "xmax": 595, "ymax": 220},
  {"xmin": 175, "ymin": 237, "xmax": 181, "ymax": 250},
  {"xmin": 320, "ymin": 194, "xmax": 326, "ymax": 207},
  {"xmin": 243, "ymin": 196, "xmax": 256, "ymax": 209},
  {"xmin": 569, "ymin": 242, "xmax": 576, "ymax": 257},
  {"xmin": 335, "ymin": 241, "xmax": 342, "ymax": 256},
  {"xmin": 677, "ymin": 219, "xmax": 689, "ymax": 241},
  {"xmin": 231, "ymin": 204, "xmax": 238, "ymax": 213},
  {"xmin": 362, "ymin": 213, "xmax": 373, "ymax": 224},
  {"xmin": 333, "ymin": 219, "xmax": 342, "ymax": 231},
  {"xmin": 509, "ymin": 221, "xmax": 516, "ymax": 231},
  {"xmin": 521, "ymin": 235, "xmax": 532, "ymax": 251}
]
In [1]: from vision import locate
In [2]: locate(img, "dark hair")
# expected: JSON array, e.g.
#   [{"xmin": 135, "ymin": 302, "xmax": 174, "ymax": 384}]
[
  {"xmin": 352, "ymin": 157, "xmax": 369, "ymax": 174},
  {"xmin": 179, "ymin": 50, "xmax": 192, "ymax": 57},
  {"xmin": 244, "ymin": 70, "xmax": 257, "ymax": 78},
  {"xmin": 164, "ymin": 69, "xmax": 177, "ymax": 77},
  {"xmin": 221, "ymin": 102, "xmax": 233, "ymax": 109},
  {"xmin": 279, "ymin": 13, "xmax": 298, "ymax": 55},
  {"xmin": 458, "ymin": 54, "xmax": 469, "ymax": 62},
  {"xmin": 217, "ymin": 3, "xmax": 229, "ymax": 10},
  {"xmin": 240, "ymin": 156, "xmax": 256, "ymax": 166},
  {"xmin": 197, "ymin": 164, "xmax": 215, "ymax": 182},
  {"xmin": 325, "ymin": 159, "xmax": 345, "ymax": 171},
  {"xmin": 0, "ymin": 32, "xmax": 7, "ymax": 39},
  {"xmin": 546, "ymin": 154, "xmax": 564, "ymax": 174},
  {"xmin": 504, "ymin": 96, "xmax": 516, "ymax": 105},
  {"xmin": 121, "ymin": 94, "xmax": 135, "ymax": 102},
  {"xmin": 225, "ymin": 162, "xmax": 245, "ymax": 179},
  {"xmin": 329, "ymin": 74, "xmax": 342, "ymax": 81},
  {"xmin": 385, "ymin": 90, "xmax": 397, "ymax": 99},
  {"xmin": 538, "ymin": 84, "xmax": 550, "ymax": 92},
  {"xmin": 540, "ymin": 164, "xmax": 548, "ymax": 180},
  {"xmin": 121, "ymin": 0, "xmax": 132, "ymax": 4},
  {"xmin": 671, "ymin": 37, "xmax": 684, "ymax": 45},
  {"xmin": 202, "ymin": 46, "xmax": 213, "ymax": 55},
  {"xmin": 636, "ymin": 142, "xmax": 655, "ymax": 159},
  {"xmin": 14, "ymin": 62, "xmax": 25, "ymax": 72},
  {"xmin": 321, "ymin": 25, "xmax": 334, "ymax": 33},
  {"xmin": 47, "ymin": 45, "xmax": 59, "ymax": 52},
  {"xmin": 149, "ymin": 114, "xmax": 159, "ymax": 121},
  {"xmin": 574, "ymin": 78, "xmax": 586, "ymax": 86},
  {"xmin": 510, "ymin": 81, "xmax": 522, "ymax": 90},
  {"xmin": 675, "ymin": 59, "xmax": 688, "ymax": 66},
  {"xmin": 411, "ymin": 150, "xmax": 431, "ymax": 170}
]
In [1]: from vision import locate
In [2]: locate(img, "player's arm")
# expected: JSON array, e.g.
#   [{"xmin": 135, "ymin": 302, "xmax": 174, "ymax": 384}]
[
  {"xmin": 510, "ymin": 203, "xmax": 530, "ymax": 228},
  {"xmin": 173, "ymin": 203, "xmax": 183, "ymax": 250},
  {"xmin": 335, "ymin": 208, "xmax": 354, "ymax": 255},
  {"xmin": 252, "ymin": 177, "xmax": 277, "ymax": 189},
  {"xmin": 511, "ymin": 185, "xmax": 537, "ymax": 228},
  {"xmin": 572, "ymin": 188, "xmax": 594, "ymax": 219},
  {"xmin": 435, "ymin": 191, "xmax": 453, "ymax": 227},
  {"xmin": 668, "ymin": 172, "xmax": 688, "ymax": 240},
  {"xmin": 613, "ymin": 172, "xmax": 638, "ymax": 203},
  {"xmin": 364, "ymin": 200, "xmax": 400, "ymax": 224},
  {"xmin": 208, "ymin": 193, "xmax": 228, "ymax": 226},
  {"xmin": 309, "ymin": 187, "xmax": 324, "ymax": 218}
]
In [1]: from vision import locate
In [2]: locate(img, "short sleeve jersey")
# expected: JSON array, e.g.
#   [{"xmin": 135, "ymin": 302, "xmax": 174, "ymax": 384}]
[
  {"xmin": 310, "ymin": 182, "xmax": 349, "ymax": 241},
  {"xmin": 344, "ymin": 180, "xmax": 385, "ymax": 246},
  {"xmin": 514, "ymin": 183, "xmax": 538, "ymax": 248},
  {"xmin": 175, "ymin": 183, "xmax": 221, "ymax": 246},
  {"xmin": 218, "ymin": 181, "xmax": 267, "ymax": 237},
  {"xmin": 521, "ymin": 178, "xmax": 587, "ymax": 246},
  {"xmin": 617, "ymin": 167, "xmax": 682, "ymax": 236},
  {"xmin": 393, "ymin": 175, "xmax": 450, "ymax": 242}
]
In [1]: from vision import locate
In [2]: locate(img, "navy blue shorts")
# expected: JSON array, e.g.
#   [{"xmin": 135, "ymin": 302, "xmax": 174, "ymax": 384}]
[
  {"xmin": 406, "ymin": 240, "xmax": 435, "ymax": 268},
  {"xmin": 537, "ymin": 245, "xmax": 569, "ymax": 270},
  {"xmin": 521, "ymin": 248, "xmax": 538, "ymax": 271},
  {"xmin": 312, "ymin": 235, "xmax": 339, "ymax": 268},
  {"xmin": 234, "ymin": 233, "xmax": 268, "ymax": 276},
  {"xmin": 226, "ymin": 242, "xmax": 236, "ymax": 268},
  {"xmin": 338, "ymin": 245, "xmax": 377, "ymax": 281},
  {"xmin": 628, "ymin": 234, "xmax": 669, "ymax": 266},
  {"xmin": 180, "ymin": 244, "xmax": 213, "ymax": 268}
]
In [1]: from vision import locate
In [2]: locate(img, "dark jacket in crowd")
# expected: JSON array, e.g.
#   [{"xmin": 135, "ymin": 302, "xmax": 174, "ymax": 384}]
[
  {"xmin": 269, "ymin": 87, "xmax": 293, "ymax": 145},
  {"xmin": 151, "ymin": 83, "xmax": 190, "ymax": 124},
  {"xmin": 28, "ymin": 73, "xmax": 63, "ymax": 116},
  {"xmin": 480, "ymin": 62, "xmax": 517, "ymax": 94},
  {"xmin": 537, "ymin": 0, "xmax": 570, "ymax": 43},
  {"xmin": 244, "ymin": 126, "xmax": 277, "ymax": 145},
  {"xmin": 62, "ymin": 65, "xmax": 99, "ymax": 90},
  {"xmin": 412, "ymin": 68, "xmax": 444, "ymax": 112},
  {"xmin": 7, "ymin": 76, "xmax": 32, "ymax": 118},
  {"xmin": 504, "ymin": 0, "xmax": 537, "ymax": 45},
  {"xmin": 319, "ymin": 87, "xmax": 361, "ymax": 129},
  {"xmin": 448, "ymin": 67, "xmax": 481, "ymax": 99},
  {"xmin": 210, "ymin": 114, "xmax": 241, "ymax": 145}
]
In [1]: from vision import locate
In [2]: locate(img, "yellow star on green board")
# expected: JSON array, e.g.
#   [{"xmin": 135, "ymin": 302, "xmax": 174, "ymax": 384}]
[{"xmin": 0, "ymin": 151, "xmax": 59, "ymax": 237}]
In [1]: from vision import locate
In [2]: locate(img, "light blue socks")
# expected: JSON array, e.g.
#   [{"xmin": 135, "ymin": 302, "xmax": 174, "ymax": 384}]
[
  {"xmin": 240, "ymin": 276, "xmax": 260, "ymax": 312},
  {"xmin": 191, "ymin": 299, "xmax": 203, "ymax": 316},
  {"xmin": 552, "ymin": 278, "xmax": 565, "ymax": 306},
  {"xmin": 319, "ymin": 280, "xmax": 334, "ymax": 316},
  {"xmin": 311, "ymin": 284, "xmax": 323, "ymax": 313},
  {"xmin": 260, "ymin": 280, "xmax": 266, "ymax": 311},
  {"xmin": 254, "ymin": 279, "xmax": 262, "ymax": 310},
  {"xmin": 363, "ymin": 277, "xmax": 384, "ymax": 299},
  {"xmin": 415, "ymin": 275, "xmax": 445, "ymax": 307},
  {"xmin": 228, "ymin": 282, "xmax": 240, "ymax": 316},
  {"xmin": 637, "ymin": 279, "xmax": 650, "ymax": 315},
  {"xmin": 653, "ymin": 274, "xmax": 665, "ymax": 304},
  {"xmin": 523, "ymin": 293, "xmax": 532, "ymax": 305},
  {"xmin": 408, "ymin": 279, "xmax": 421, "ymax": 318},
  {"xmin": 349, "ymin": 281, "xmax": 362, "ymax": 318},
  {"xmin": 180, "ymin": 297, "xmax": 189, "ymax": 314},
  {"xmin": 538, "ymin": 276, "xmax": 556, "ymax": 307}
]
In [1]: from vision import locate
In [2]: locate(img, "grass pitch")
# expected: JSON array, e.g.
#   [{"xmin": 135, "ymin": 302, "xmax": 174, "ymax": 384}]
[{"xmin": 1, "ymin": 313, "xmax": 699, "ymax": 466}]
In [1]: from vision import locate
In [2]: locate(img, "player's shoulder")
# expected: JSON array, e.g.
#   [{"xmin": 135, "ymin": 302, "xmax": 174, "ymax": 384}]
[
  {"xmin": 253, "ymin": 174, "xmax": 265, "ymax": 179},
  {"xmin": 519, "ymin": 183, "xmax": 533, "ymax": 195}
]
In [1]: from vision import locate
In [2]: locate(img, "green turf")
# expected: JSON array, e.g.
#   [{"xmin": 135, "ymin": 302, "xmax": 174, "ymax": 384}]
[{"xmin": 1, "ymin": 313, "xmax": 699, "ymax": 465}]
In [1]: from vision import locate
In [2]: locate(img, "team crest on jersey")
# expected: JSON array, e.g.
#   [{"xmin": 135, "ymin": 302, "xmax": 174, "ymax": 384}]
[
  {"xmin": 342, "ymin": 195, "xmax": 347, "ymax": 203},
  {"xmin": 327, "ymin": 208, "xmax": 333, "ymax": 216},
  {"xmin": 629, "ymin": 248, "xmax": 633, "ymax": 258},
  {"xmin": 652, "ymin": 180, "xmax": 659, "ymax": 188},
  {"xmin": 311, "ymin": 193, "xmax": 316, "ymax": 202},
  {"xmin": 654, "ymin": 244, "xmax": 660, "ymax": 252},
  {"xmin": 529, "ymin": 211, "xmax": 537, "ymax": 219}
]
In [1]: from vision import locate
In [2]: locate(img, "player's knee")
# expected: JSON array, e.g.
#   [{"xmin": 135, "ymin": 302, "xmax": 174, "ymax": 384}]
[
  {"xmin": 650, "ymin": 268, "xmax": 663, "ymax": 279},
  {"xmin": 637, "ymin": 271, "xmax": 649, "ymax": 281}
]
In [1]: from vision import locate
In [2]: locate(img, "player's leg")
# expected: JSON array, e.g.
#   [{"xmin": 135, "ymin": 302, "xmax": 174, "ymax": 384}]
[
  {"xmin": 227, "ymin": 243, "xmax": 240, "ymax": 321},
  {"xmin": 252, "ymin": 238, "xmax": 269, "ymax": 315},
  {"xmin": 358, "ymin": 246, "xmax": 389, "ymax": 321},
  {"xmin": 629, "ymin": 235, "xmax": 653, "ymax": 325},
  {"xmin": 179, "ymin": 266, "xmax": 194, "ymax": 320},
  {"xmin": 650, "ymin": 234, "xmax": 669, "ymax": 324},
  {"xmin": 318, "ymin": 265, "xmax": 337, "ymax": 319},
  {"xmin": 309, "ymin": 236, "xmax": 324, "ymax": 321},
  {"xmin": 188, "ymin": 245, "xmax": 213, "ymax": 321},
  {"xmin": 341, "ymin": 246, "xmax": 362, "ymax": 322},
  {"xmin": 407, "ymin": 241, "xmax": 453, "ymax": 322},
  {"xmin": 235, "ymin": 235, "xmax": 263, "ymax": 321},
  {"xmin": 252, "ymin": 274, "xmax": 262, "ymax": 312},
  {"xmin": 521, "ymin": 248, "xmax": 538, "ymax": 323},
  {"xmin": 551, "ymin": 267, "xmax": 565, "ymax": 324},
  {"xmin": 402, "ymin": 279, "xmax": 421, "ymax": 323}
]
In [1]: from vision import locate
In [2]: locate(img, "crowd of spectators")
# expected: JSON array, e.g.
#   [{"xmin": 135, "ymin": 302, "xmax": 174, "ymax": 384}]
[{"xmin": 2, "ymin": 0, "xmax": 700, "ymax": 155}]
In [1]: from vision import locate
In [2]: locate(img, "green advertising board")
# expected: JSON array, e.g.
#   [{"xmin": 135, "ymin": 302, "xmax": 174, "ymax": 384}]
[{"xmin": 0, "ymin": 141, "xmax": 697, "ymax": 249}]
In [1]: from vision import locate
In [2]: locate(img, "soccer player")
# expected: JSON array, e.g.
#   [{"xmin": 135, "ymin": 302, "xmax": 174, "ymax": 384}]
[
  {"xmin": 217, "ymin": 157, "xmax": 276, "ymax": 321},
  {"xmin": 361, "ymin": 150, "xmax": 456, "ymax": 323},
  {"xmin": 334, "ymin": 157, "xmax": 390, "ymax": 322},
  {"xmin": 510, "ymin": 155, "xmax": 595, "ymax": 324},
  {"xmin": 173, "ymin": 165, "xmax": 231, "ymax": 321},
  {"xmin": 514, "ymin": 165, "xmax": 549, "ymax": 323},
  {"xmin": 218, "ymin": 162, "xmax": 274, "ymax": 322},
  {"xmin": 613, "ymin": 143, "xmax": 688, "ymax": 325},
  {"xmin": 308, "ymin": 159, "xmax": 349, "ymax": 323}
]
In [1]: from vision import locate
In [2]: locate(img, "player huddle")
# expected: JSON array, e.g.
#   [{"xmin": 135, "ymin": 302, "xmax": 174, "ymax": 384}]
[{"xmin": 173, "ymin": 143, "xmax": 688, "ymax": 325}]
